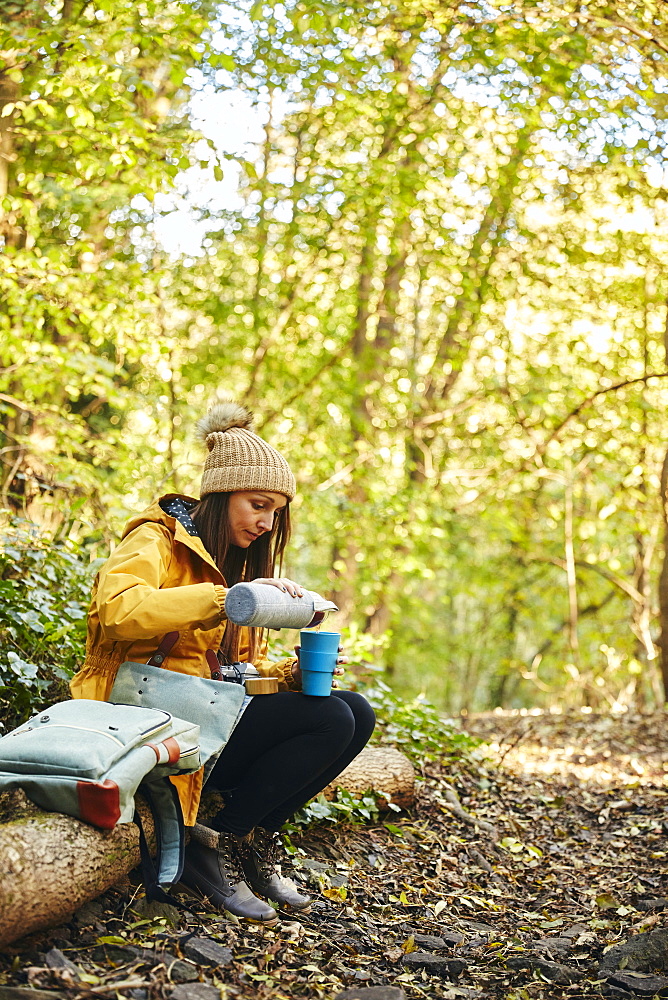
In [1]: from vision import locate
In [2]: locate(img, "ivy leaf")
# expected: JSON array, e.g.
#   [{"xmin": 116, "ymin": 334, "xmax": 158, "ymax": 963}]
[{"xmin": 6, "ymin": 652, "xmax": 39, "ymax": 682}]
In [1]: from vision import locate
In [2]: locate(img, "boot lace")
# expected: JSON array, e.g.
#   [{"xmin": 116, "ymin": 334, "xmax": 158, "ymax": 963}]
[
  {"xmin": 216, "ymin": 830, "xmax": 247, "ymax": 884},
  {"xmin": 251, "ymin": 828, "xmax": 286, "ymax": 878}
]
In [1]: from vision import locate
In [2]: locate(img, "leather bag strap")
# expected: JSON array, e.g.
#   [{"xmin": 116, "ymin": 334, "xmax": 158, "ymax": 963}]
[
  {"xmin": 205, "ymin": 649, "xmax": 221, "ymax": 680},
  {"xmin": 147, "ymin": 631, "xmax": 180, "ymax": 667}
]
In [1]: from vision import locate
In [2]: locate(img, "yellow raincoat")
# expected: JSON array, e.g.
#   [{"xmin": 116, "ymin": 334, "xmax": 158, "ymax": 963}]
[{"xmin": 70, "ymin": 495, "xmax": 298, "ymax": 825}]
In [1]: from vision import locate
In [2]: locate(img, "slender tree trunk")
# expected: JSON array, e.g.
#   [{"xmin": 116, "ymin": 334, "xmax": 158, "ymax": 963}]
[
  {"xmin": 0, "ymin": 41, "xmax": 27, "ymax": 505},
  {"xmin": 329, "ymin": 207, "xmax": 379, "ymax": 619},
  {"xmin": 167, "ymin": 347, "xmax": 181, "ymax": 494},
  {"xmin": 657, "ymin": 446, "xmax": 668, "ymax": 702},
  {"xmin": 564, "ymin": 474, "xmax": 581, "ymax": 677},
  {"xmin": 0, "ymin": 57, "xmax": 23, "ymax": 247},
  {"xmin": 636, "ymin": 281, "xmax": 650, "ymax": 687},
  {"xmin": 245, "ymin": 91, "xmax": 275, "ymax": 402},
  {"xmin": 0, "ymin": 74, "xmax": 16, "ymax": 206},
  {"xmin": 657, "ymin": 298, "xmax": 668, "ymax": 703},
  {"xmin": 632, "ymin": 274, "xmax": 660, "ymax": 705},
  {"xmin": 423, "ymin": 127, "xmax": 533, "ymax": 408}
]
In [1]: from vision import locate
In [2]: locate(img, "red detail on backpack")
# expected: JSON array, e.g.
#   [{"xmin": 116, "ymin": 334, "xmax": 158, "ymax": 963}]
[
  {"xmin": 77, "ymin": 780, "xmax": 121, "ymax": 829},
  {"xmin": 146, "ymin": 742, "xmax": 161, "ymax": 763},
  {"xmin": 162, "ymin": 737, "xmax": 180, "ymax": 764}
]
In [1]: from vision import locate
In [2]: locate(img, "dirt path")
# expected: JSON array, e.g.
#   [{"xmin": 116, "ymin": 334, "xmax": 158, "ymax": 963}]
[
  {"xmin": 462, "ymin": 708, "xmax": 668, "ymax": 788},
  {"xmin": 0, "ymin": 709, "xmax": 666, "ymax": 999}
]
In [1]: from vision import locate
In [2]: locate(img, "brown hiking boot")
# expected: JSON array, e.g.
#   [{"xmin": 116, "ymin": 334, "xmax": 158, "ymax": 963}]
[
  {"xmin": 238, "ymin": 827, "xmax": 312, "ymax": 915},
  {"xmin": 180, "ymin": 824, "xmax": 278, "ymax": 926}
]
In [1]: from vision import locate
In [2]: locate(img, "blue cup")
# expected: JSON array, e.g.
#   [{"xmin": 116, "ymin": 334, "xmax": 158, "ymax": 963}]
[
  {"xmin": 299, "ymin": 630, "xmax": 340, "ymax": 697},
  {"xmin": 299, "ymin": 630, "xmax": 341, "ymax": 653},
  {"xmin": 301, "ymin": 668, "xmax": 334, "ymax": 697}
]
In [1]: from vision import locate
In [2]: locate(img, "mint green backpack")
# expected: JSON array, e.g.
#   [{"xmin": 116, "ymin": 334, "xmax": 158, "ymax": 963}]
[{"xmin": 0, "ymin": 699, "xmax": 201, "ymax": 892}]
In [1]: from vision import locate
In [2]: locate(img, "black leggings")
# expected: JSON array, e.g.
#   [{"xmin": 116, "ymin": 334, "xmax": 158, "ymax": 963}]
[{"xmin": 206, "ymin": 690, "xmax": 375, "ymax": 836}]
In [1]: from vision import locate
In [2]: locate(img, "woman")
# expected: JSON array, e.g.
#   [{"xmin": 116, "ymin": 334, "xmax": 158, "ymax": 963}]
[{"xmin": 71, "ymin": 401, "xmax": 375, "ymax": 926}]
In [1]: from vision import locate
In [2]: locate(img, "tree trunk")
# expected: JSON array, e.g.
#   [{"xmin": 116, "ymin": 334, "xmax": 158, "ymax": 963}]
[
  {"xmin": 423, "ymin": 126, "xmax": 533, "ymax": 412},
  {"xmin": 657, "ymin": 445, "xmax": 668, "ymax": 702},
  {"xmin": 657, "ymin": 297, "xmax": 668, "ymax": 703},
  {"xmin": 563, "ymin": 473, "xmax": 581, "ymax": 677},
  {"xmin": 0, "ymin": 72, "xmax": 17, "ymax": 208}
]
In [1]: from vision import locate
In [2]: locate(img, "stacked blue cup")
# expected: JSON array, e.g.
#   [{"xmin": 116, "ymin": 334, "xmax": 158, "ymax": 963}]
[{"xmin": 299, "ymin": 630, "xmax": 340, "ymax": 696}]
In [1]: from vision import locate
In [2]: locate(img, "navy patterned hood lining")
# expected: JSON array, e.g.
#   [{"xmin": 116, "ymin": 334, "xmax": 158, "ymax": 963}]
[{"xmin": 160, "ymin": 497, "xmax": 199, "ymax": 537}]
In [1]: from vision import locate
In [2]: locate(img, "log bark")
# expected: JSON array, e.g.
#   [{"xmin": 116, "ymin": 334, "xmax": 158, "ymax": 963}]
[
  {"xmin": 0, "ymin": 790, "xmax": 155, "ymax": 948},
  {"xmin": 0, "ymin": 746, "xmax": 415, "ymax": 947},
  {"xmin": 323, "ymin": 746, "xmax": 416, "ymax": 809}
]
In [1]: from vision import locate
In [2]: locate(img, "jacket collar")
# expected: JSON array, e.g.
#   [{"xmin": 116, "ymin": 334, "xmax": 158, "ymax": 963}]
[{"xmin": 123, "ymin": 495, "xmax": 224, "ymax": 581}]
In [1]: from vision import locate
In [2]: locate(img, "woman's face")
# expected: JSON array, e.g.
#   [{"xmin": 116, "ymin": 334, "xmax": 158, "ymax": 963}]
[{"xmin": 228, "ymin": 490, "xmax": 288, "ymax": 548}]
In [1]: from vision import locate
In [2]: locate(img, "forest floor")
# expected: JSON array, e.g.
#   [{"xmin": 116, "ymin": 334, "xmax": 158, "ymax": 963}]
[{"xmin": 1, "ymin": 708, "xmax": 667, "ymax": 1000}]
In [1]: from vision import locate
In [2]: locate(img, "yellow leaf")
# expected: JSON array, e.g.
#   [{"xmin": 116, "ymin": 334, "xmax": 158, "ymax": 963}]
[
  {"xmin": 323, "ymin": 886, "xmax": 347, "ymax": 901},
  {"xmin": 77, "ymin": 973, "xmax": 102, "ymax": 985}
]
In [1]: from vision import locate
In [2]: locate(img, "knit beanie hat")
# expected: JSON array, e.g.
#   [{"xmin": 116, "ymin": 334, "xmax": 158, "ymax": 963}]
[{"xmin": 197, "ymin": 400, "xmax": 296, "ymax": 500}]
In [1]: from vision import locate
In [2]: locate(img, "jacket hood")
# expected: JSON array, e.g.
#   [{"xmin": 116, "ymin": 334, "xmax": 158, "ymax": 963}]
[{"xmin": 120, "ymin": 495, "xmax": 199, "ymax": 539}]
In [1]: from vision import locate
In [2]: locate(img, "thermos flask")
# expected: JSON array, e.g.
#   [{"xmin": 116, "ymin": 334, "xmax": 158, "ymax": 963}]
[{"xmin": 225, "ymin": 582, "xmax": 338, "ymax": 630}]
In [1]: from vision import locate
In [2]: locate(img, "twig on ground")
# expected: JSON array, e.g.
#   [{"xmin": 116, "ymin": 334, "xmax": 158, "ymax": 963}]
[
  {"xmin": 440, "ymin": 782, "xmax": 499, "ymax": 841},
  {"xmin": 497, "ymin": 724, "xmax": 535, "ymax": 765},
  {"xmin": 631, "ymin": 913, "xmax": 663, "ymax": 933},
  {"xmin": 88, "ymin": 979, "xmax": 152, "ymax": 994},
  {"xmin": 468, "ymin": 848, "xmax": 495, "ymax": 873}
]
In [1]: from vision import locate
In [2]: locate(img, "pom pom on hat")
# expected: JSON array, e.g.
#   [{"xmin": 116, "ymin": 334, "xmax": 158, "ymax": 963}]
[
  {"xmin": 196, "ymin": 401, "xmax": 254, "ymax": 443},
  {"xmin": 198, "ymin": 397, "xmax": 296, "ymax": 500}
]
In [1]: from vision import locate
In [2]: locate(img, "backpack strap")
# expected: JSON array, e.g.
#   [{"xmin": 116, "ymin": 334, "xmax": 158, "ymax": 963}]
[
  {"xmin": 147, "ymin": 632, "xmax": 180, "ymax": 667},
  {"xmin": 134, "ymin": 777, "xmax": 187, "ymax": 906},
  {"xmin": 134, "ymin": 809, "xmax": 189, "ymax": 909}
]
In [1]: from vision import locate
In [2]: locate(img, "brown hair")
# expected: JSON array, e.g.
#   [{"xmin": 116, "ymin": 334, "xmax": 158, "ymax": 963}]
[{"xmin": 190, "ymin": 491, "xmax": 292, "ymax": 664}]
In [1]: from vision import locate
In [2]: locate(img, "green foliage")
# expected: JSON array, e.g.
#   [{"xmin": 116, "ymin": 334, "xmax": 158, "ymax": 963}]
[
  {"xmin": 0, "ymin": 0, "xmax": 221, "ymax": 518},
  {"xmin": 0, "ymin": 520, "xmax": 93, "ymax": 730},
  {"xmin": 285, "ymin": 787, "xmax": 384, "ymax": 834},
  {"xmin": 365, "ymin": 679, "xmax": 482, "ymax": 765}
]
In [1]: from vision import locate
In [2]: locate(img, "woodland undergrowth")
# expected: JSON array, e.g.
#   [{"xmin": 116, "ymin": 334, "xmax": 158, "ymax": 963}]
[{"xmin": 1, "ymin": 709, "xmax": 666, "ymax": 1000}]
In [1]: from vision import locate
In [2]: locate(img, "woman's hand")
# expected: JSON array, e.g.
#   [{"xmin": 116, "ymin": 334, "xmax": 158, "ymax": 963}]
[
  {"xmin": 292, "ymin": 645, "xmax": 348, "ymax": 688},
  {"xmin": 254, "ymin": 578, "xmax": 304, "ymax": 598}
]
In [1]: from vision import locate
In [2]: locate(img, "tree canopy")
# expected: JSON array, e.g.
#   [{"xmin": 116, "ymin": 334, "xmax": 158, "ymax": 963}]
[{"xmin": 2, "ymin": 0, "xmax": 668, "ymax": 715}]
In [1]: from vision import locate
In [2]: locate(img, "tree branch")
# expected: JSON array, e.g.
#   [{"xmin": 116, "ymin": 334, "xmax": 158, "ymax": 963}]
[
  {"xmin": 567, "ymin": 10, "xmax": 668, "ymax": 57},
  {"xmin": 532, "ymin": 554, "xmax": 645, "ymax": 605},
  {"xmin": 539, "ymin": 372, "xmax": 668, "ymax": 455}
]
